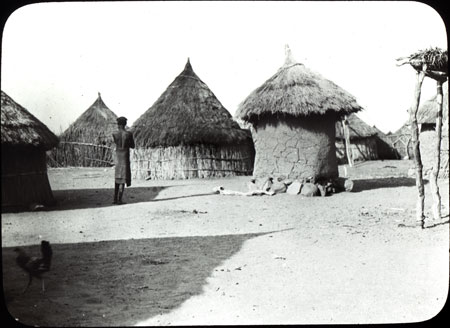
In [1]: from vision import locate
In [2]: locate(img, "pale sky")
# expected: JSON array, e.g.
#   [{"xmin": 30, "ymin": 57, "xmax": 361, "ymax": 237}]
[{"xmin": 1, "ymin": 1, "xmax": 447, "ymax": 134}]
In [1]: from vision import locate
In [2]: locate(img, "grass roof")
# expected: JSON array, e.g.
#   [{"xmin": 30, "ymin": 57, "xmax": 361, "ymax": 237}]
[
  {"xmin": 132, "ymin": 59, "xmax": 251, "ymax": 148},
  {"xmin": 60, "ymin": 93, "xmax": 118, "ymax": 144},
  {"xmin": 417, "ymin": 83, "xmax": 448, "ymax": 124},
  {"xmin": 235, "ymin": 49, "xmax": 362, "ymax": 123},
  {"xmin": 1, "ymin": 90, "xmax": 59, "ymax": 150},
  {"xmin": 335, "ymin": 113, "xmax": 378, "ymax": 140}
]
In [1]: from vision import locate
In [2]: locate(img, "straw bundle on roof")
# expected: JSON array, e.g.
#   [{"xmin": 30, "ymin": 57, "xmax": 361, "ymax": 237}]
[
  {"xmin": 235, "ymin": 48, "xmax": 362, "ymax": 123},
  {"xmin": 1, "ymin": 91, "xmax": 58, "ymax": 150},
  {"xmin": 133, "ymin": 59, "xmax": 251, "ymax": 148},
  {"xmin": 131, "ymin": 59, "xmax": 254, "ymax": 179},
  {"xmin": 400, "ymin": 47, "xmax": 448, "ymax": 72}
]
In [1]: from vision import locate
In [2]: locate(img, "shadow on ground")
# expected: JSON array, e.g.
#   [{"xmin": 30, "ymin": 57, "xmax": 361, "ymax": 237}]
[
  {"xmin": 2, "ymin": 186, "xmax": 169, "ymax": 213},
  {"xmin": 52, "ymin": 186, "xmax": 168, "ymax": 211},
  {"xmin": 3, "ymin": 187, "xmax": 218, "ymax": 213},
  {"xmin": 350, "ymin": 177, "xmax": 426, "ymax": 193},
  {"xmin": 2, "ymin": 231, "xmax": 275, "ymax": 326}
]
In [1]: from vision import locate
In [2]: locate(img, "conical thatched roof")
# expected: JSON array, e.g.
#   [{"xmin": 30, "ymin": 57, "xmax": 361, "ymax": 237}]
[
  {"xmin": 235, "ymin": 47, "xmax": 363, "ymax": 123},
  {"xmin": 132, "ymin": 59, "xmax": 251, "ymax": 148},
  {"xmin": 335, "ymin": 113, "xmax": 378, "ymax": 140},
  {"xmin": 1, "ymin": 90, "xmax": 59, "ymax": 150},
  {"xmin": 61, "ymin": 92, "xmax": 118, "ymax": 144},
  {"xmin": 417, "ymin": 84, "xmax": 448, "ymax": 124}
]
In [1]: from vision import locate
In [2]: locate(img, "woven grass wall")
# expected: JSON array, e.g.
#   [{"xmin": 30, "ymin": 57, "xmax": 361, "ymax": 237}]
[
  {"xmin": 131, "ymin": 144, "xmax": 254, "ymax": 180},
  {"xmin": 2, "ymin": 147, "xmax": 55, "ymax": 209},
  {"xmin": 49, "ymin": 141, "xmax": 114, "ymax": 167},
  {"xmin": 251, "ymin": 115, "xmax": 338, "ymax": 181}
]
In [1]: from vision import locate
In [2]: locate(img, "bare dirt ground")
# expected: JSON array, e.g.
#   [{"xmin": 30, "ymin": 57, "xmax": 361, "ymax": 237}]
[{"xmin": 2, "ymin": 160, "xmax": 449, "ymax": 326}]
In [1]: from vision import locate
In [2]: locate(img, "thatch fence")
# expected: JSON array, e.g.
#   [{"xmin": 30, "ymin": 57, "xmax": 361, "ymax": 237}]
[
  {"xmin": 131, "ymin": 144, "xmax": 254, "ymax": 180},
  {"xmin": 50, "ymin": 141, "xmax": 114, "ymax": 167},
  {"xmin": 1, "ymin": 91, "xmax": 59, "ymax": 210},
  {"xmin": 384, "ymin": 124, "xmax": 413, "ymax": 159},
  {"xmin": 131, "ymin": 59, "xmax": 254, "ymax": 180}
]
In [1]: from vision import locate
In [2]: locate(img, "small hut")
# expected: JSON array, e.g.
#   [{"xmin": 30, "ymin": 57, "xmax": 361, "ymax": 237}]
[
  {"xmin": 372, "ymin": 125, "xmax": 400, "ymax": 160},
  {"xmin": 386, "ymin": 122, "xmax": 414, "ymax": 159},
  {"xmin": 50, "ymin": 92, "xmax": 118, "ymax": 167},
  {"xmin": 335, "ymin": 114, "xmax": 379, "ymax": 163},
  {"xmin": 417, "ymin": 85, "xmax": 449, "ymax": 178},
  {"xmin": 1, "ymin": 91, "xmax": 59, "ymax": 210},
  {"xmin": 235, "ymin": 47, "xmax": 362, "ymax": 181},
  {"xmin": 417, "ymin": 84, "xmax": 448, "ymax": 131},
  {"xmin": 131, "ymin": 59, "xmax": 254, "ymax": 179}
]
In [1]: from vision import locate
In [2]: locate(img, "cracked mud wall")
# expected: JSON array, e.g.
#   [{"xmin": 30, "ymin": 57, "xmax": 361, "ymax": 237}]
[{"xmin": 250, "ymin": 115, "xmax": 338, "ymax": 180}]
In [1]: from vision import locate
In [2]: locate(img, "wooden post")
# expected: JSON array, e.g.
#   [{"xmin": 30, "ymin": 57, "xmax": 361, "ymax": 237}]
[
  {"xmin": 342, "ymin": 116, "xmax": 354, "ymax": 167},
  {"xmin": 429, "ymin": 80, "xmax": 444, "ymax": 222},
  {"xmin": 410, "ymin": 70, "xmax": 426, "ymax": 227}
]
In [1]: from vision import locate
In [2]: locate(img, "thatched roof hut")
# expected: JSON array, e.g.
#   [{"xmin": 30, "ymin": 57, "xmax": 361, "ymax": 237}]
[
  {"xmin": 235, "ymin": 46, "xmax": 362, "ymax": 181},
  {"xmin": 371, "ymin": 125, "xmax": 400, "ymax": 160},
  {"xmin": 417, "ymin": 85, "xmax": 449, "ymax": 178},
  {"xmin": 335, "ymin": 114, "xmax": 377, "ymax": 140},
  {"xmin": 131, "ymin": 59, "xmax": 254, "ymax": 179},
  {"xmin": 335, "ymin": 113, "xmax": 378, "ymax": 163},
  {"xmin": 49, "ymin": 92, "xmax": 118, "ymax": 167},
  {"xmin": 1, "ymin": 91, "xmax": 59, "ymax": 149},
  {"xmin": 417, "ymin": 84, "xmax": 448, "ymax": 128},
  {"xmin": 384, "ymin": 122, "xmax": 413, "ymax": 160},
  {"xmin": 1, "ymin": 90, "xmax": 59, "ymax": 210}
]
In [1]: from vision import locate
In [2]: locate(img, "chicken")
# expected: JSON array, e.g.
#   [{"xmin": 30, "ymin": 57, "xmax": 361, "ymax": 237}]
[{"xmin": 14, "ymin": 240, "xmax": 53, "ymax": 293}]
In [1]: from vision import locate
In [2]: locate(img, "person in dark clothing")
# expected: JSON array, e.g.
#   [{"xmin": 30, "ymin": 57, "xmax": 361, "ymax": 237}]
[{"xmin": 112, "ymin": 116, "xmax": 135, "ymax": 204}]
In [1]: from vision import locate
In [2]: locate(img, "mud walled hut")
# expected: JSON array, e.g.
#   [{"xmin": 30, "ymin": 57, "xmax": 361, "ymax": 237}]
[
  {"xmin": 131, "ymin": 59, "xmax": 254, "ymax": 180},
  {"xmin": 235, "ymin": 47, "xmax": 362, "ymax": 181},
  {"xmin": 1, "ymin": 91, "xmax": 59, "ymax": 210},
  {"xmin": 417, "ymin": 84, "xmax": 448, "ymax": 178}
]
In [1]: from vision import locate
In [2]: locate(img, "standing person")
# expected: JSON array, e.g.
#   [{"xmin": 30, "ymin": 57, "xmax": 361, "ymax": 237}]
[{"xmin": 112, "ymin": 116, "xmax": 135, "ymax": 204}]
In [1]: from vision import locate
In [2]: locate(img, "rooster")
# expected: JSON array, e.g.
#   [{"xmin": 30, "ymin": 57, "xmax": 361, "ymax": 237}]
[{"xmin": 13, "ymin": 240, "xmax": 53, "ymax": 293}]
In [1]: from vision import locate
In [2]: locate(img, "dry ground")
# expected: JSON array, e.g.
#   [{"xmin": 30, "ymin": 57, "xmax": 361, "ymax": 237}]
[{"xmin": 1, "ymin": 160, "xmax": 449, "ymax": 326}]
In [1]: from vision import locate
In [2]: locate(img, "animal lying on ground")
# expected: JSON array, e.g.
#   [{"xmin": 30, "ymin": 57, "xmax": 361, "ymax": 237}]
[
  {"xmin": 213, "ymin": 186, "xmax": 275, "ymax": 196},
  {"xmin": 14, "ymin": 240, "xmax": 53, "ymax": 294}
]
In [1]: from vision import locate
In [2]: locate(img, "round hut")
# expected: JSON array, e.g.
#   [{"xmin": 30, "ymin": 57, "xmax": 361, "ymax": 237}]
[
  {"xmin": 50, "ymin": 92, "xmax": 118, "ymax": 167},
  {"xmin": 131, "ymin": 59, "xmax": 254, "ymax": 180},
  {"xmin": 1, "ymin": 90, "xmax": 59, "ymax": 210},
  {"xmin": 417, "ymin": 84, "xmax": 448, "ymax": 178},
  {"xmin": 335, "ymin": 113, "xmax": 379, "ymax": 163},
  {"xmin": 235, "ymin": 47, "xmax": 362, "ymax": 181}
]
